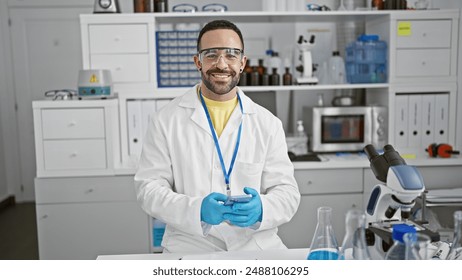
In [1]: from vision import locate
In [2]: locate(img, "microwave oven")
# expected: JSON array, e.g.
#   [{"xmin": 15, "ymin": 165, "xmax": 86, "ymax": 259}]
[{"xmin": 305, "ymin": 106, "xmax": 387, "ymax": 152}]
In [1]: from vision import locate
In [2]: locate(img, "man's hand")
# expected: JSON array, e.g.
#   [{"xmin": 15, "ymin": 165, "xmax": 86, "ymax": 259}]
[
  {"xmin": 224, "ymin": 187, "xmax": 262, "ymax": 227},
  {"xmin": 201, "ymin": 192, "xmax": 234, "ymax": 225}
]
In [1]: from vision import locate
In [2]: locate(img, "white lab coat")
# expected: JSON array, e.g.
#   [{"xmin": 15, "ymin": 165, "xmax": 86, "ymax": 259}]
[{"xmin": 134, "ymin": 85, "xmax": 300, "ymax": 253}]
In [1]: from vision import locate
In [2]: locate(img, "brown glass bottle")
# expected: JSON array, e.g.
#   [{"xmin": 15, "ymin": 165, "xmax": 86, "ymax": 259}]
[
  {"xmin": 242, "ymin": 60, "xmax": 253, "ymax": 86},
  {"xmin": 250, "ymin": 66, "xmax": 260, "ymax": 86},
  {"xmin": 270, "ymin": 68, "xmax": 280, "ymax": 86},
  {"xmin": 283, "ymin": 67, "xmax": 293, "ymax": 85},
  {"xmin": 371, "ymin": 0, "xmax": 384, "ymax": 10},
  {"xmin": 261, "ymin": 69, "xmax": 270, "ymax": 86}
]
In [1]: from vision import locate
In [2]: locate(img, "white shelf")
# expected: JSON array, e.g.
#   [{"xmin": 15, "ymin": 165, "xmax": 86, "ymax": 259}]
[{"xmin": 239, "ymin": 83, "xmax": 389, "ymax": 92}]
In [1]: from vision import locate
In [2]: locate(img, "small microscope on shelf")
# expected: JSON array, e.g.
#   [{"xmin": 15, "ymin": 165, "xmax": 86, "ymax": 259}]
[
  {"xmin": 363, "ymin": 144, "xmax": 439, "ymax": 257},
  {"xmin": 295, "ymin": 35, "xmax": 318, "ymax": 85}
]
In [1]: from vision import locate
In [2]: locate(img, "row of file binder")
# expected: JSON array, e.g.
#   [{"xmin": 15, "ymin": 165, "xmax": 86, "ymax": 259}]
[
  {"xmin": 394, "ymin": 93, "xmax": 449, "ymax": 149},
  {"xmin": 127, "ymin": 99, "xmax": 171, "ymax": 159}
]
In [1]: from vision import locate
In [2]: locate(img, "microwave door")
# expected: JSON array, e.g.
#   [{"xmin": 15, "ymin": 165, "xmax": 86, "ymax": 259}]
[{"xmin": 312, "ymin": 107, "xmax": 372, "ymax": 152}]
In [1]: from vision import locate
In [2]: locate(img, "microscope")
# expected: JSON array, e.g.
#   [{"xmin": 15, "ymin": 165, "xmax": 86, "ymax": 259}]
[
  {"xmin": 364, "ymin": 144, "xmax": 439, "ymax": 256},
  {"xmin": 295, "ymin": 35, "xmax": 318, "ymax": 85}
]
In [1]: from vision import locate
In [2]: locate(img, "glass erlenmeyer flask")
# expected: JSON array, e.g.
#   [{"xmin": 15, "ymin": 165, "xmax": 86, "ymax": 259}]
[
  {"xmin": 307, "ymin": 206, "xmax": 339, "ymax": 260},
  {"xmin": 338, "ymin": 209, "xmax": 371, "ymax": 260},
  {"xmin": 447, "ymin": 210, "xmax": 462, "ymax": 260}
]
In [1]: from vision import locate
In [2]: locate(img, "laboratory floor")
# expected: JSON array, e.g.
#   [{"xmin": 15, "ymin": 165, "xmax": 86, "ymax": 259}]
[{"xmin": 0, "ymin": 202, "xmax": 39, "ymax": 260}]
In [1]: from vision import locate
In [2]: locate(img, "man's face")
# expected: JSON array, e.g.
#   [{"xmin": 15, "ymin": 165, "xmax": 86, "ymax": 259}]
[{"xmin": 194, "ymin": 29, "xmax": 246, "ymax": 96}]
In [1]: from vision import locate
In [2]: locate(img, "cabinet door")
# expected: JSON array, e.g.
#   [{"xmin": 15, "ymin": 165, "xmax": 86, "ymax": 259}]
[
  {"xmin": 278, "ymin": 194, "xmax": 363, "ymax": 249},
  {"xmin": 36, "ymin": 202, "xmax": 149, "ymax": 260},
  {"xmin": 9, "ymin": 6, "xmax": 92, "ymax": 201}
]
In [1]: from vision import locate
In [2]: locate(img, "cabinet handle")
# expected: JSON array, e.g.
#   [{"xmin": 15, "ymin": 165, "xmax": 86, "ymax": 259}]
[
  {"xmin": 41, "ymin": 214, "xmax": 48, "ymax": 219},
  {"xmin": 422, "ymin": 61, "xmax": 426, "ymax": 66},
  {"xmin": 68, "ymin": 121, "xmax": 76, "ymax": 127},
  {"xmin": 70, "ymin": 152, "xmax": 77, "ymax": 158},
  {"xmin": 85, "ymin": 188, "xmax": 94, "ymax": 194},
  {"xmin": 306, "ymin": 180, "xmax": 313, "ymax": 185},
  {"xmin": 115, "ymin": 66, "xmax": 122, "ymax": 71},
  {"xmin": 114, "ymin": 36, "xmax": 121, "ymax": 42}
]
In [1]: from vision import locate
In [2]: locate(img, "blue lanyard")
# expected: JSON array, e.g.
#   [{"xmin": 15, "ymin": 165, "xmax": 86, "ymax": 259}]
[{"xmin": 199, "ymin": 90, "xmax": 243, "ymax": 195}]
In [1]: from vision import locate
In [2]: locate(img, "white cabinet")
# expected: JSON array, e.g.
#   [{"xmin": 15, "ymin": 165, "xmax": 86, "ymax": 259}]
[
  {"xmin": 389, "ymin": 12, "xmax": 459, "ymax": 83},
  {"xmin": 278, "ymin": 168, "xmax": 363, "ymax": 248},
  {"xmin": 80, "ymin": 15, "xmax": 156, "ymax": 91},
  {"xmin": 35, "ymin": 176, "xmax": 150, "ymax": 260},
  {"xmin": 33, "ymin": 99, "xmax": 120, "ymax": 177}
]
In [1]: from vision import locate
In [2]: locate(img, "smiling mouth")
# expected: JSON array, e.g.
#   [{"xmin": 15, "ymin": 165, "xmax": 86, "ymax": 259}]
[{"xmin": 210, "ymin": 73, "xmax": 231, "ymax": 79}]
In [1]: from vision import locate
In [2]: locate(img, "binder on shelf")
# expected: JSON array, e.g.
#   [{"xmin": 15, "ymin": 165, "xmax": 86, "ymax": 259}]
[
  {"xmin": 394, "ymin": 94, "xmax": 409, "ymax": 148},
  {"xmin": 126, "ymin": 100, "xmax": 143, "ymax": 158},
  {"xmin": 407, "ymin": 94, "xmax": 422, "ymax": 148},
  {"xmin": 434, "ymin": 93, "xmax": 449, "ymax": 143},
  {"xmin": 141, "ymin": 100, "xmax": 157, "ymax": 138},
  {"xmin": 421, "ymin": 94, "xmax": 435, "ymax": 148}
]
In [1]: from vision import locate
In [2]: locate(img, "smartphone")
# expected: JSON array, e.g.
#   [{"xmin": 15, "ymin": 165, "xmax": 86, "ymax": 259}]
[{"xmin": 224, "ymin": 194, "xmax": 252, "ymax": 206}]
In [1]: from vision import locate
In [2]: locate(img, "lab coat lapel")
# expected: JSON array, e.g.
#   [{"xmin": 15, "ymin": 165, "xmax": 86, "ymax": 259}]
[{"xmin": 179, "ymin": 85, "xmax": 212, "ymax": 136}]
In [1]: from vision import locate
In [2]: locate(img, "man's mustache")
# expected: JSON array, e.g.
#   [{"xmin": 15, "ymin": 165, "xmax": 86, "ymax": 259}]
[{"xmin": 205, "ymin": 68, "xmax": 236, "ymax": 76}]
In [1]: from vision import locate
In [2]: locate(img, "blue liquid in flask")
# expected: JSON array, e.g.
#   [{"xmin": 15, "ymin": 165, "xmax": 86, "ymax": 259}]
[{"xmin": 307, "ymin": 249, "xmax": 339, "ymax": 260}]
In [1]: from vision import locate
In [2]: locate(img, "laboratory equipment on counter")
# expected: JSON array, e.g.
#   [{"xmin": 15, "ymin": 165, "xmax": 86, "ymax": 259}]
[
  {"xmin": 305, "ymin": 106, "xmax": 387, "ymax": 153},
  {"xmin": 44, "ymin": 89, "xmax": 77, "ymax": 100},
  {"xmin": 295, "ymin": 35, "xmax": 318, "ymax": 85},
  {"xmin": 77, "ymin": 69, "xmax": 113, "ymax": 98},
  {"xmin": 338, "ymin": 209, "xmax": 371, "ymax": 260},
  {"xmin": 364, "ymin": 144, "xmax": 439, "ymax": 257},
  {"xmin": 447, "ymin": 211, "xmax": 462, "ymax": 260},
  {"xmin": 384, "ymin": 224, "xmax": 417, "ymax": 260},
  {"xmin": 307, "ymin": 206, "xmax": 339, "ymax": 260},
  {"xmin": 286, "ymin": 120, "xmax": 308, "ymax": 156}
]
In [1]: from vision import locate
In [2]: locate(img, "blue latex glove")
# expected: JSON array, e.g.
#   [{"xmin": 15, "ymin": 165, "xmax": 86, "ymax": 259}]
[
  {"xmin": 200, "ymin": 192, "xmax": 234, "ymax": 225},
  {"xmin": 223, "ymin": 187, "xmax": 263, "ymax": 227}
]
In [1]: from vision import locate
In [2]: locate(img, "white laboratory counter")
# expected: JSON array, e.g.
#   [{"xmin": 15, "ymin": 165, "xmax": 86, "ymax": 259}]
[{"xmin": 97, "ymin": 248, "xmax": 310, "ymax": 260}]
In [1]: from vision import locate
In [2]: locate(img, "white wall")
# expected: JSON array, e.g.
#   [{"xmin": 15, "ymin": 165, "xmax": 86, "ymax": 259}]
[{"xmin": 0, "ymin": 0, "xmax": 17, "ymax": 202}]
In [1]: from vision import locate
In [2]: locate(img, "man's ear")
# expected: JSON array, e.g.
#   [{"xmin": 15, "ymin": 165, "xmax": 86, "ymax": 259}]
[
  {"xmin": 241, "ymin": 56, "xmax": 248, "ymax": 71},
  {"xmin": 193, "ymin": 55, "xmax": 202, "ymax": 71}
]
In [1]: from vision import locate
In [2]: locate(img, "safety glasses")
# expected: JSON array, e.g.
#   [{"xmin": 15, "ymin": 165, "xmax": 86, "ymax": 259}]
[
  {"xmin": 198, "ymin": 48, "xmax": 243, "ymax": 65},
  {"xmin": 172, "ymin": 3, "xmax": 228, "ymax": 13}
]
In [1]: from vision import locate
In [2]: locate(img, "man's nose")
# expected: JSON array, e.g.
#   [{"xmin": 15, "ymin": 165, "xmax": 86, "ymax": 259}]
[{"xmin": 215, "ymin": 55, "xmax": 228, "ymax": 69}]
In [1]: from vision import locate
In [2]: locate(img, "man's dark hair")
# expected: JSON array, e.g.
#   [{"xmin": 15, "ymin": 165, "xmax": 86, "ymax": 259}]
[{"xmin": 197, "ymin": 20, "xmax": 244, "ymax": 52}]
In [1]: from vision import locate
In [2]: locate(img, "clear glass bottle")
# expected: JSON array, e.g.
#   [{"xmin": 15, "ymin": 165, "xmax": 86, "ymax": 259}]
[
  {"xmin": 447, "ymin": 210, "xmax": 462, "ymax": 260},
  {"xmin": 338, "ymin": 209, "xmax": 371, "ymax": 260},
  {"xmin": 384, "ymin": 224, "xmax": 416, "ymax": 260},
  {"xmin": 403, "ymin": 232, "xmax": 430, "ymax": 260},
  {"xmin": 307, "ymin": 206, "xmax": 339, "ymax": 260}
]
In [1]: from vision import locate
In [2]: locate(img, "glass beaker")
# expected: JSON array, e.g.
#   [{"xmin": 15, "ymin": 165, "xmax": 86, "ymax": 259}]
[
  {"xmin": 447, "ymin": 211, "xmax": 462, "ymax": 260},
  {"xmin": 403, "ymin": 232, "xmax": 431, "ymax": 260},
  {"xmin": 338, "ymin": 209, "xmax": 371, "ymax": 260},
  {"xmin": 307, "ymin": 206, "xmax": 339, "ymax": 260}
]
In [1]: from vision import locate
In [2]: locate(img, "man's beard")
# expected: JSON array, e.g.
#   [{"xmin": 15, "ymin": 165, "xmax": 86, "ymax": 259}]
[{"xmin": 201, "ymin": 68, "xmax": 240, "ymax": 95}]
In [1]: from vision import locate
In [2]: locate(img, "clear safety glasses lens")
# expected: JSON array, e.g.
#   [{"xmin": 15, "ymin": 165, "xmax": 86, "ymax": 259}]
[{"xmin": 199, "ymin": 48, "xmax": 243, "ymax": 64}]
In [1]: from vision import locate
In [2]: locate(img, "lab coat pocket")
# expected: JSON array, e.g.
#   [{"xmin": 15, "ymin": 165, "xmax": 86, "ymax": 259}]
[{"xmin": 232, "ymin": 161, "xmax": 264, "ymax": 191}]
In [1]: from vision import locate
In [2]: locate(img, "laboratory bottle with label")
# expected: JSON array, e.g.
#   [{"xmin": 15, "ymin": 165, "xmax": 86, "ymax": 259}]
[
  {"xmin": 447, "ymin": 210, "xmax": 462, "ymax": 260},
  {"xmin": 328, "ymin": 51, "xmax": 346, "ymax": 84},
  {"xmin": 338, "ymin": 209, "xmax": 371, "ymax": 260},
  {"xmin": 307, "ymin": 206, "xmax": 339, "ymax": 260},
  {"xmin": 384, "ymin": 224, "xmax": 416, "ymax": 260}
]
